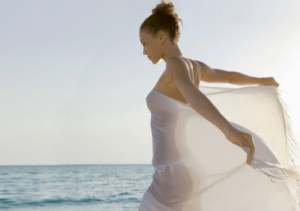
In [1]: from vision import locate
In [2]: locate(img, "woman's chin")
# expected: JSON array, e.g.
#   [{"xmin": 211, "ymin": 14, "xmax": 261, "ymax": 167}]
[{"xmin": 152, "ymin": 58, "xmax": 161, "ymax": 64}]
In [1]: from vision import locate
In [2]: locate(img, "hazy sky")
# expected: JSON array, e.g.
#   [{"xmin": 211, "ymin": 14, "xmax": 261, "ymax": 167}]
[{"xmin": 1, "ymin": 0, "xmax": 299, "ymax": 165}]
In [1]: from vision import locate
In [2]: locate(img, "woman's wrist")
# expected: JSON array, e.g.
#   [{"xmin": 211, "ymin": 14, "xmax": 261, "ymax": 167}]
[
  {"xmin": 220, "ymin": 121, "xmax": 236, "ymax": 138},
  {"xmin": 257, "ymin": 77, "xmax": 263, "ymax": 86}
]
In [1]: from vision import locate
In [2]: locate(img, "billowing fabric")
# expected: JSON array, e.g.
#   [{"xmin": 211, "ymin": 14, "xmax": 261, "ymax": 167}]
[{"xmin": 139, "ymin": 85, "xmax": 300, "ymax": 211}]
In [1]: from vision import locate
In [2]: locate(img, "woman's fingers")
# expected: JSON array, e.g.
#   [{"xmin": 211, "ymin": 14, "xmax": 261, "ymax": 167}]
[
  {"xmin": 226, "ymin": 129, "xmax": 256, "ymax": 164},
  {"xmin": 272, "ymin": 78, "xmax": 280, "ymax": 87},
  {"xmin": 242, "ymin": 133, "xmax": 256, "ymax": 165},
  {"xmin": 260, "ymin": 77, "xmax": 280, "ymax": 87}
]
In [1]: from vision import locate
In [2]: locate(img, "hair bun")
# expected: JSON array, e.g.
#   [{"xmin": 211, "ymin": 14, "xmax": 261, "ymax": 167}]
[
  {"xmin": 140, "ymin": 0, "xmax": 183, "ymax": 44},
  {"xmin": 152, "ymin": 0, "xmax": 175, "ymax": 16}
]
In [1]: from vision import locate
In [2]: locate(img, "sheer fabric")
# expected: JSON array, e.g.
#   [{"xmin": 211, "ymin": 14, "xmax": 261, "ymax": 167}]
[{"xmin": 139, "ymin": 85, "xmax": 300, "ymax": 211}]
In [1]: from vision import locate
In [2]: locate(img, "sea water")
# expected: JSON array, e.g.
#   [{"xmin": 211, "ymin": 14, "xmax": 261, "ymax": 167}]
[{"xmin": 0, "ymin": 165, "xmax": 153, "ymax": 211}]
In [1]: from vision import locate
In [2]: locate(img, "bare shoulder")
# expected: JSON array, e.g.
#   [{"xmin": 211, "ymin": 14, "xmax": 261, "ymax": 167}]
[
  {"xmin": 165, "ymin": 56, "xmax": 190, "ymax": 76},
  {"xmin": 166, "ymin": 56, "xmax": 187, "ymax": 71},
  {"xmin": 193, "ymin": 60, "xmax": 214, "ymax": 79},
  {"xmin": 194, "ymin": 60, "xmax": 210, "ymax": 70}
]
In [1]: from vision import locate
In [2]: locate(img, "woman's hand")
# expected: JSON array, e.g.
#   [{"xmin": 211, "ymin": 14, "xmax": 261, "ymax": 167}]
[
  {"xmin": 259, "ymin": 77, "xmax": 280, "ymax": 87},
  {"xmin": 225, "ymin": 127, "xmax": 255, "ymax": 165}
]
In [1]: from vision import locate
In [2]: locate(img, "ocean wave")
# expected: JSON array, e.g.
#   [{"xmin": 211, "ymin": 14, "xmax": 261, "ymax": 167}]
[
  {"xmin": 0, "ymin": 165, "xmax": 152, "ymax": 210},
  {"xmin": 0, "ymin": 197, "xmax": 103, "ymax": 208},
  {"xmin": 0, "ymin": 196, "xmax": 143, "ymax": 208}
]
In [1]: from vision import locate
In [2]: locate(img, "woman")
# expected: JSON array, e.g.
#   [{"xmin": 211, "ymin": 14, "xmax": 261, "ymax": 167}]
[{"xmin": 139, "ymin": 1, "xmax": 300, "ymax": 210}]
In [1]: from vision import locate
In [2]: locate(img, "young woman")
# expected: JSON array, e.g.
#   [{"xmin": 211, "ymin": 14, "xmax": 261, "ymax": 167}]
[{"xmin": 138, "ymin": 1, "xmax": 300, "ymax": 210}]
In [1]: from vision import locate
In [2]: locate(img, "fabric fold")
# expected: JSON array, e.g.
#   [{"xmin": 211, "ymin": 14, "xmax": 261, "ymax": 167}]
[{"xmin": 140, "ymin": 85, "xmax": 300, "ymax": 211}]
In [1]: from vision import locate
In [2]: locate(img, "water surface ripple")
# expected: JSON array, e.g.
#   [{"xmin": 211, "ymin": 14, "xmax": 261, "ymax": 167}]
[{"xmin": 0, "ymin": 165, "xmax": 153, "ymax": 210}]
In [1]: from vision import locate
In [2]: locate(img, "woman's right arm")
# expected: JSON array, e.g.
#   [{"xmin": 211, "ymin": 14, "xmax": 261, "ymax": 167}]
[
  {"xmin": 167, "ymin": 57, "xmax": 256, "ymax": 165},
  {"xmin": 196, "ymin": 60, "xmax": 280, "ymax": 87}
]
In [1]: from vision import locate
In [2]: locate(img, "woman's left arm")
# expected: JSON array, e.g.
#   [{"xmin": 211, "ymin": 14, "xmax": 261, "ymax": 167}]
[
  {"xmin": 225, "ymin": 71, "xmax": 280, "ymax": 87},
  {"xmin": 196, "ymin": 60, "xmax": 280, "ymax": 87}
]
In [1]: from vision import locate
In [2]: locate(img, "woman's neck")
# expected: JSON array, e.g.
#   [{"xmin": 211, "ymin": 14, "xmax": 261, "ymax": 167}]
[{"xmin": 162, "ymin": 42, "xmax": 183, "ymax": 62}]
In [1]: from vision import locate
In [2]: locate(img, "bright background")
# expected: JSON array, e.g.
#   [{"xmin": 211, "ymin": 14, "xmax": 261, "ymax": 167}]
[{"xmin": 0, "ymin": 0, "xmax": 299, "ymax": 165}]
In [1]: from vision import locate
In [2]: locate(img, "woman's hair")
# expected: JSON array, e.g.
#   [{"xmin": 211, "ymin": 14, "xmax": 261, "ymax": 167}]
[{"xmin": 140, "ymin": 0, "xmax": 183, "ymax": 44}]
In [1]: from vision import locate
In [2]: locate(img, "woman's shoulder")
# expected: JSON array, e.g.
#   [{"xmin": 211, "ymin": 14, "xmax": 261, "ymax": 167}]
[
  {"xmin": 166, "ymin": 56, "xmax": 197, "ymax": 70},
  {"xmin": 165, "ymin": 56, "xmax": 206, "ymax": 74},
  {"xmin": 192, "ymin": 59, "xmax": 211, "ymax": 71},
  {"xmin": 166, "ymin": 55, "xmax": 185, "ymax": 65},
  {"xmin": 165, "ymin": 56, "xmax": 188, "ymax": 74}
]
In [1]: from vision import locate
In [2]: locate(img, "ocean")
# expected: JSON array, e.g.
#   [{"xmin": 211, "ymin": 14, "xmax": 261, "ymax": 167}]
[{"xmin": 0, "ymin": 165, "xmax": 153, "ymax": 211}]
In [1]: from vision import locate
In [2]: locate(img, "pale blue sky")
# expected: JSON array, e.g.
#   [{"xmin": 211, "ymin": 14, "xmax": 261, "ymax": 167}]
[{"xmin": 0, "ymin": 0, "xmax": 299, "ymax": 165}]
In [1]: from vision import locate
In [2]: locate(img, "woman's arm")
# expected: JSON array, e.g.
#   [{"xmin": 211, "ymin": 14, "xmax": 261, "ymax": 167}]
[
  {"xmin": 166, "ymin": 56, "xmax": 255, "ymax": 165},
  {"xmin": 196, "ymin": 60, "xmax": 280, "ymax": 87}
]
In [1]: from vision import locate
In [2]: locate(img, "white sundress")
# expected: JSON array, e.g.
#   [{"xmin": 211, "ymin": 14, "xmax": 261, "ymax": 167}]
[{"xmin": 139, "ymin": 83, "xmax": 300, "ymax": 211}]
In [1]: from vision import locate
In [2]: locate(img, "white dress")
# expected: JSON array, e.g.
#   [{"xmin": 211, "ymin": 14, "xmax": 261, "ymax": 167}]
[{"xmin": 139, "ymin": 85, "xmax": 300, "ymax": 211}]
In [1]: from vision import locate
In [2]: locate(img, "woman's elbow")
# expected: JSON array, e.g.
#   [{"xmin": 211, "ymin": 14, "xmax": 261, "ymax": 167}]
[{"xmin": 226, "ymin": 72, "xmax": 235, "ymax": 84}]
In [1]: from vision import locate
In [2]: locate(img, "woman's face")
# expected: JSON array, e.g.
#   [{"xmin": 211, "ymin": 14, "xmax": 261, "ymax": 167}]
[{"xmin": 139, "ymin": 29, "xmax": 164, "ymax": 64}]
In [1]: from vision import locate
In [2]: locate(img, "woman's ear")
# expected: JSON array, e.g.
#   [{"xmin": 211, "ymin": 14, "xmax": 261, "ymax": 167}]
[{"xmin": 157, "ymin": 30, "xmax": 166, "ymax": 43}]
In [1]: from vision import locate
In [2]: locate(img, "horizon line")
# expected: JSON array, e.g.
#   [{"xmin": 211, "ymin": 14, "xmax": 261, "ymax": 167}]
[{"xmin": 0, "ymin": 163, "xmax": 152, "ymax": 167}]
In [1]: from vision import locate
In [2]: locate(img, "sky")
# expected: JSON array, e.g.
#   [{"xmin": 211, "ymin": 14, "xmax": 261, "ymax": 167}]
[{"xmin": 0, "ymin": 0, "xmax": 299, "ymax": 165}]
